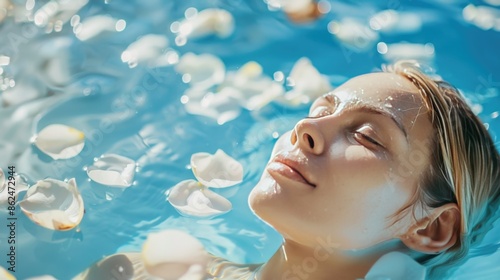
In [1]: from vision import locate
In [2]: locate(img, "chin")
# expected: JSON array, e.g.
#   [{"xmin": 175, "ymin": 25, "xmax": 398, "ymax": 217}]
[{"xmin": 248, "ymin": 171, "xmax": 280, "ymax": 213}]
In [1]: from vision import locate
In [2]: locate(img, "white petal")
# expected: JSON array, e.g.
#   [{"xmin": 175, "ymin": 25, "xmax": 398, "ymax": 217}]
[
  {"xmin": 382, "ymin": 42, "xmax": 435, "ymax": 62},
  {"xmin": 184, "ymin": 89, "xmax": 242, "ymax": 125},
  {"xmin": 0, "ymin": 266, "xmax": 15, "ymax": 280},
  {"xmin": 177, "ymin": 8, "xmax": 234, "ymax": 39},
  {"xmin": 191, "ymin": 149, "xmax": 243, "ymax": 188},
  {"xmin": 33, "ymin": 124, "xmax": 85, "ymax": 160},
  {"xmin": 20, "ymin": 178, "xmax": 84, "ymax": 231},
  {"xmin": 175, "ymin": 53, "xmax": 225, "ymax": 89},
  {"xmin": 167, "ymin": 180, "xmax": 232, "ymax": 217},
  {"xmin": 87, "ymin": 154, "xmax": 136, "ymax": 187},
  {"xmin": 121, "ymin": 34, "xmax": 169, "ymax": 67},
  {"xmin": 328, "ymin": 18, "xmax": 379, "ymax": 51},
  {"xmin": 75, "ymin": 15, "xmax": 120, "ymax": 41},
  {"xmin": 276, "ymin": 57, "xmax": 331, "ymax": 106},
  {"xmin": 221, "ymin": 62, "xmax": 285, "ymax": 111},
  {"xmin": 142, "ymin": 230, "xmax": 209, "ymax": 280}
]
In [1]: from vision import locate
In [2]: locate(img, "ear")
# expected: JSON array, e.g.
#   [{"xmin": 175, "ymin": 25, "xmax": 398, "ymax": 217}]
[{"xmin": 400, "ymin": 203, "xmax": 460, "ymax": 254}]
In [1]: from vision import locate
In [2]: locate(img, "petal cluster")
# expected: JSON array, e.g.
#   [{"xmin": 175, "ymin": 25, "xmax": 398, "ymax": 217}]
[{"xmin": 167, "ymin": 149, "xmax": 242, "ymax": 217}]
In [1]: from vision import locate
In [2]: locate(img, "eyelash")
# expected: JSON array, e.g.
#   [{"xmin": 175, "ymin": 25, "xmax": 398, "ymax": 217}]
[
  {"xmin": 353, "ymin": 131, "xmax": 383, "ymax": 149},
  {"xmin": 307, "ymin": 104, "xmax": 384, "ymax": 150}
]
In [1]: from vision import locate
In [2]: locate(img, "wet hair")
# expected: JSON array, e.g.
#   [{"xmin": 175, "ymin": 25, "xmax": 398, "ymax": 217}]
[{"xmin": 384, "ymin": 60, "xmax": 500, "ymax": 278}]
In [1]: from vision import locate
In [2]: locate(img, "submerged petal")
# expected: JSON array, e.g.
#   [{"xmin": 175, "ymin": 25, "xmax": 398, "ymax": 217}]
[
  {"xmin": 87, "ymin": 154, "xmax": 136, "ymax": 187},
  {"xmin": 167, "ymin": 180, "xmax": 232, "ymax": 217},
  {"xmin": 142, "ymin": 230, "xmax": 209, "ymax": 280},
  {"xmin": 33, "ymin": 124, "xmax": 85, "ymax": 160},
  {"xmin": 20, "ymin": 178, "xmax": 84, "ymax": 231},
  {"xmin": 175, "ymin": 53, "xmax": 225, "ymax": 89},
  {"xmin": 191, "ymin": 149, "xmax": 243, "ymax": 188}
]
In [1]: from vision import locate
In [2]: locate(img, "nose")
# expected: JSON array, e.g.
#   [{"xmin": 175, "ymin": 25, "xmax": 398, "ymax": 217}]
[{"xmin": 290, "ymin": 119, "xmax": 325, "ymax": 155}]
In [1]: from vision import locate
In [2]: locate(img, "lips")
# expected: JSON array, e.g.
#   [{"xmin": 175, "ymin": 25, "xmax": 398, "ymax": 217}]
[{"xmin": 267, "ymin": 154, "xmax": 316, "ymax": 188}]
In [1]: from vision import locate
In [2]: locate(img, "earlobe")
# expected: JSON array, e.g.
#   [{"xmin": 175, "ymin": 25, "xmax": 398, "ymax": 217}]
[{"xmin": 400, "ymin": 203, "xmax": 460, "ymax": 254}]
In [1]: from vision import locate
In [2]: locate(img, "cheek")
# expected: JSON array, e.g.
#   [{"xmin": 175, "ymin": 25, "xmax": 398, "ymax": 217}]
[{"xmin": 267, "ymin": 131, "xmax": 293, "ymax": 159}]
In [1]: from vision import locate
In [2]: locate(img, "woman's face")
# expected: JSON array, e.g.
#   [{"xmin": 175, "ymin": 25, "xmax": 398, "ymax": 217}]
[{"xmin": 249, "ymin": 72, "xmax": 434, "ymax": 250}]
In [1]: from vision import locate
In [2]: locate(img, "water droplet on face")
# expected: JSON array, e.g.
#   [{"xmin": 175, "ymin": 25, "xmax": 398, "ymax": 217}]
[{"xmin": 384, "ymin": 103, "xmax": 392, "ymax": 108}]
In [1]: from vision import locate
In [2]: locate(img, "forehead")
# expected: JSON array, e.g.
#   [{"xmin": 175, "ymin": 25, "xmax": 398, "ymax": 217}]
[
  {"xmin": 334, "ymin": 72, "xmax": 424, "ymax": 106},
  {"xmin": 324, "ymin": 72, "xmax": 427, "ymax": 121},
  {"xmin": 313, "ymin": 72, "xmax": 432, "ymax": 143}
]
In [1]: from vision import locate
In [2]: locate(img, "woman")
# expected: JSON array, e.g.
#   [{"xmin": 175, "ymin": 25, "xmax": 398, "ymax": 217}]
[
  {"xmin": 247, "ymin": 60, "xmax": 500, "ymax": 279},
  {"xmin": 75, "ymin": 61, "xmax": 500, "ymax": 280}
]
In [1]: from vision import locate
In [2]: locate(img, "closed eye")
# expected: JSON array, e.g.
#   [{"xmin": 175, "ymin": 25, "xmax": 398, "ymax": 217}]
[{"xmin": 353, "ymin": 131, "xmax": 384, "ymax": 149}]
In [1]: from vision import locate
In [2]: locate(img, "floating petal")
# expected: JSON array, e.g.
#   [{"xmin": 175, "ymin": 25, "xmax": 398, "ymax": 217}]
[
  {"xmin": 328, "ymin": 18, "xmax": 379, "ymax": 51},
  {"xmin": 369, "ymin": 10, "xmax": 422, "ymax": 34},
  {"xmin": 75, "ymin": 15, "xmax": 123, "ymax": 41},
  {"xmin": 167, "ymin": 180, "xmax": 232, "ymax": 217},
  {"xmin": 191, "ymin": 149, "xmax": 243, "ymax": 188},
  {"xmin": 177, "ymin": 8, "xmax": 234, "ymax": 39},
  {"xmin": 278, "ymin": 0, "xmax": 321, "ymax": 23},
  {"xmin": 184, "ymin": 89, "xmax": 242, "ymax": 125},
  {"xmin": 381, "ymin": 42, "xmax": 435, "ymax": 62},
  {"xmin": 142, "ymin": 230, "xmax": 209, "ymax": 280},
  {"xmin": 462, "ymin": 4, "xmax": 500, "ymax": 31},
  {"xmin": 277, "ymin": 57, "xmax": 332, "ymax": 106},
  {"xmin": 33, "ymin": 124, "xmax": 85, "ymax": 160},
  {"xmin": 175, "ymin": 53, "xmax": 225, "ymax": 89},
  {"xmin": 121, "ymin": 34, "xmax": 169, "ymax": 67},
  {"xmin": 220, "ymin": 61, "xmax": 284, "ymax": 111},
  {"xmin": 20, "ymin": 178, "xmax": 84, "ymax": 231},
  {"xmin": 34, "ymin": 0, "xmax": 88, "ymax": 31},
  {"xmin": 0, "ymin": 266, "xmax": 15, "ymax": 280},
  {"xmin": 87, "ymin": 154, "xmax": 136, "ymax": 187}
]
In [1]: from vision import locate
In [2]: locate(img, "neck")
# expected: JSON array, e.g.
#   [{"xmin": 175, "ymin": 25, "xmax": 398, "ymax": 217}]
[{"xmin": 257, "ymin": 238, "xmax": 407, "ymax": 280}]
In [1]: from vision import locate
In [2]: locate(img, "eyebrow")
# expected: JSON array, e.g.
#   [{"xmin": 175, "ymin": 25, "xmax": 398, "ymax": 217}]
[
  {"xmin": 350, "ymin": 103, "xmax": 408, "ymax": 141},
  {"xmin": 321, "ymin": 95, "xmax": 408, "ymax": 142}
]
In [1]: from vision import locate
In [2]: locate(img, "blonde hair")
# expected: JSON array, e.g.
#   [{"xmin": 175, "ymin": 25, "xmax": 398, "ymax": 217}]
[{"xmin": 385, "ymin": 60, "xmax": 500, "ymax": 278}]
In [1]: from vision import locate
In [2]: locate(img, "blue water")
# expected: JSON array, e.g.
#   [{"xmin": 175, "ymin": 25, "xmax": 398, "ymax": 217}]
[{"xmin": 0, "ymin": 0, "xmax": 499, "ymax": 279}]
